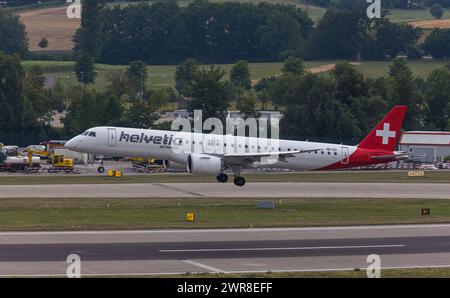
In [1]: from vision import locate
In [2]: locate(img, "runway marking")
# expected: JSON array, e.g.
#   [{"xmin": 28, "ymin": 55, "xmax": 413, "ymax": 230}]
[
  {"xmin": 152, "ymin": 183, "xmax": 205, "ymax": 197},
  {"xmin": 160, "ymin": 244, "xmax": 405, "ymax": 253},
  {"xmin": 182, "ymin": 260, "xmax": 227, "ymax": 273},
  {"xmin": 1, "ymin": 223, "xmax": 450, "ymax": 236}
]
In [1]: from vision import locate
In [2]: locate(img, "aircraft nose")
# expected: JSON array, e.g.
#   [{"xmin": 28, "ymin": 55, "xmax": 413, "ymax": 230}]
[{"xmin": 65, "ymin": 137, "xmax": 80, "ymax": 151}]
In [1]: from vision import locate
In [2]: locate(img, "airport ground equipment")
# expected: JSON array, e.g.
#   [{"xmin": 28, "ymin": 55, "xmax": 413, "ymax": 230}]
[
  {"xmin": 0, "ymin": 151, "xmax": 7, "ymax": 171},
  {"xmin": 107, "ymin": 170, "xmax": 123, "ymax": 177},
  {"xmin": 0, "ymin": 154, "xmax": 40, "ymax": 173},
  {"xmin": 26, "ymin": 149, "xmax": 75, "ymax": 173},
  {"xmin": 1, "ymin": 145, "xmax": 19, "ymax": 157},
  {"xmin": 131, "ymin": 157, "xmax": 165, "ymax": 173}
]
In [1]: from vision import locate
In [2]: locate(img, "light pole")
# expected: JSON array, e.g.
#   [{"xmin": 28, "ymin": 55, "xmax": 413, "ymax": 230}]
[{"xmin": 140, "ymin": 68, "xmax": 144, "ymax": 102}]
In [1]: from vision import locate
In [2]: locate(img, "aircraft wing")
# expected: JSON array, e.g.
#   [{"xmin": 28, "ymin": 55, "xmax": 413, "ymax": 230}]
[{"xmin": 222, "ymin": 149, "xmax": 324, "ymax": 164}]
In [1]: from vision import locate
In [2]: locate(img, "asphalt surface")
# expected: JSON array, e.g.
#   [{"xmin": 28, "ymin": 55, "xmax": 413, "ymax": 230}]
[
  {"xmin": 1, "ymin": 182, "xmax": 450, "ymax": 198},
  {"xmin": 1, "ymin": 224, "xmax": 450, "ymax": 276}
]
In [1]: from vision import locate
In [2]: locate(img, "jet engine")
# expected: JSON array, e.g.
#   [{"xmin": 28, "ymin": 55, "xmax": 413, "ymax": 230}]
[
  {"xmin": 187, "ymin": 154, "xmax": 222, "ymax": 175},
  {"xmin": 162, "ymin": 160, "xmax": 187, "ymax": 171}
]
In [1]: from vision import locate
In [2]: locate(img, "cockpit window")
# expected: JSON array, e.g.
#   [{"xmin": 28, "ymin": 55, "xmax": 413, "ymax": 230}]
[
  {"xmin": 88, "ymin": 132, "xmax": 96, "ymax": 137},
  {"xmin": 82, "ymin": 131, "xmax": 89, "ymax": 136}
]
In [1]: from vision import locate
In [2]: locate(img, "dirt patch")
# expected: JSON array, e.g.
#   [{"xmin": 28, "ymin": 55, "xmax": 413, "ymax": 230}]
[
  {"xmin": 409, "ymin": 19, "xmax": 450, "ymax": 29},
  {"xmin": 307, "ymin": 63, "xmax": 336, "ymax": 74},
  {"xmin": 18, "ymin": 6, "xmax": 80, "ymax": 52},
  {"xmin": 307, "ymin": 62, "xmax": 361, "ymax": 74},
  {"xmin": 250, "ymin": 62, "xmax": 361, "ymax": 85}
]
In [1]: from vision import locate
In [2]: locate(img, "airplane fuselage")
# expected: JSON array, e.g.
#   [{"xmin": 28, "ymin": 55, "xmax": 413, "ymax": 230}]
[{"xmin": 66, "ymin": 126, "xmax": 398, "ymax": 172}]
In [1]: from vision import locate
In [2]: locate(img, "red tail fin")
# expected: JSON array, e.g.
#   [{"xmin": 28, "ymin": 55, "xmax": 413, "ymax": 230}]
[{"xmin": 358, "ymin": 105, "xmax": 407, "ymax": 151}]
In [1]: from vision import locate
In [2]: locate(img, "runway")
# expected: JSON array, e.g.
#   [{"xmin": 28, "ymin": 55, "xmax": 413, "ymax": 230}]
[
  {"xmin": 1, "ymin": 182, "xmax": 450, "ymax": 199},
  {"xmin": 1, "ymin": 224, "xmax": 450, "ymax": 276}
]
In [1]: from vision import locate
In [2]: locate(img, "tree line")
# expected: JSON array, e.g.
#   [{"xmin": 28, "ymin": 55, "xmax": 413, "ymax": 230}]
[
  {"xmin": 2, "ymin": 1, "xmax": 450, "ymax": 69},
  {"xmin": 0, "ymin": 52, "xmax": 63, "ymax": 145},
  {"xmin": 71, "ymin": 0, "xmax": 449, "ymax": 85},
  {"xmin": 75, "ymin": 0, "xmax": 313, "ymax": 66},
  {"xmin": 1, "ymin": 50, "xmax": 449, "ymax": 146}
]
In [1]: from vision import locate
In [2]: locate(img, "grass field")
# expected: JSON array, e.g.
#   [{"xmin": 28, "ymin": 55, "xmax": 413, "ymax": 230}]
[
  {"xmin": 387, "ymin": 8, "xmax": 450, "ymax": 22},
  {"xmin": 168, "ymin": 267, "xmax": 450, "ymax": 278},
  {"xmin": 352, "ymin": 60, "xmax": 449, "ymax": 78},
  {"xmin": 22, "ymin": 60, "xmax": 330, "ymax": 89},
  {"xmin": 22, "ymin": 59, "xmax": 450, "ymax": 92},
  {"xmin": 1, "ymin": 171, "xmax": 450, "ymax": 185},
  {"xmin": 0, "ymin": 197, "xmax": 448, "ymax": 231}
]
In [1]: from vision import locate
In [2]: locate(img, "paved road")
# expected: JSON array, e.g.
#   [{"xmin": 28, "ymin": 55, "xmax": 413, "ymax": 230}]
[
  {"xmin": 1, "ymin": 224, "xmax": 450, "ymax": 276},
  {"xmin": 0, "ymin": 182, "xmax": 450, "ymax": 199}
]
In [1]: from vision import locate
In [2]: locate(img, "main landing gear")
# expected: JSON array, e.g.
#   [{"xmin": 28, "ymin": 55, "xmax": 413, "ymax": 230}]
[
  {"xmin": 233, "ymin": 176, "xmax": 246, "ymax": 187},
  {"xmin": 216, "ymin": 166, "xmax": 246, "ymax": 187},
  {"xmin": 216, "ymin": 173, "xmax": 228, "ymax": 183},
  {"xmin": 231, "ymin": 165, "xmax": 245, "ymax": 187}
]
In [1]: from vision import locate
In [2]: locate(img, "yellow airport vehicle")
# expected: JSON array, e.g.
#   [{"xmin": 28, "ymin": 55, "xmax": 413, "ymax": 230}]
[
  {"xmin": 26, "ymin": 149, "xmax": 75, "ymax": 173},
  {"xmin": 107, "ymin": 169, "xmax": 123, "ymax": 177}
]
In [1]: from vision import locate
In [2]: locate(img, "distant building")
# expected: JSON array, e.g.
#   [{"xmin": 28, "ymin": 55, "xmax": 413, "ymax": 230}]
[
  {"xmin": 399, "ymin": 131, "xmax": 450, "ymax": 163},
  {"xmin": 172, "ymin": 110, "xmax": 191, "ymax": 120},
  {"xmin": 258, "ymin": 111, "xmax": 283, "ymax": 122}
]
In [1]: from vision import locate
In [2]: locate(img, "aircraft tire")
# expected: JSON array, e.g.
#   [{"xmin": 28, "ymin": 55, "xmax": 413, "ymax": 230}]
[{"xmin": 233, "ymin": 176, "xmax": 246, "ymax": 187}]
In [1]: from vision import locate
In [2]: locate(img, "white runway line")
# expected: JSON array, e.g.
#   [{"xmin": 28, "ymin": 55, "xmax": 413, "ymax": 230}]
[
  {"xmin": 160, "ymin": 244, "xmax": 406, "ymax": 253},
  {"xmin": 182, "ymin": 260, "xmax": 227, "ymax": 273}
]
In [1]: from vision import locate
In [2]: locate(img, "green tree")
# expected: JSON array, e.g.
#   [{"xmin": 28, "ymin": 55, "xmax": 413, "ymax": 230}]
[
  {"xmin": 175, "ymin": 58, "xmax": 199, "ymax": 97},
  {"xmin": 425, "ymin": 67, "xmax": 450, "ymax": 130},
  {"xmin": 230, "ymin": 60, "xmax": 252, "ymax": 90},
  {"xmin": 0, "ymin": 53, "xmax": 26, "ymax": 130},
  {"xmin": 423, "ymin": 29, "xmax": 450, "ymax": 59},
  {"xmin": 0, "ymin": 10, "xmax": 28, "ymax": 56},
  {"xmin": 369, "ymin": 19, "xmax": 423, "ymax": 59},
  {"xmin": 126, "ymin": 60, "xmax": 148, "ymax": 98},
  {"xmin": 73, "ymin": 0, "xmax": 106, "ymax": 85},
  {"xmin": 281, "ymin": 56, "xmax": 305, "ymax": 75},
  {"xmin": 38, "ymin": 37, "xmax": 49, "ymax": 50},
  {"xmin": 187, "ymin": 65, "xmax": 232, "ymax": 123},
  {"xmin": 75, "ymin": 54, "xmax": 97, "ymax": 86},
  {"xmin": 23, "ymin": 66, "xmax": 52, "ymax": 123},
  {"xmin": 104, "ymin": 70, "xmax": 134, "ymax": 100},
  {"xmin": 48, "ymin": 79, "xmax": 67, "ymax": 112},
  {"xmin": 259, "ymin": 11, "xmax": 305, "ymax": 60},
  {"xmin": 236, "ymin": 90, "xmax": 257, "ymax": 118},
  {"xmin": 74, "ymin": 0, "xmax": 106, "ymax": 60},
  {"xmin": 120, "ymin": 101, "xmax": 159, "ymax": 129},
  {"xmin": 64, "ymin": 90, "xmax": 122, "ymax": 134},
  {"xmin": 306, "ymin": 9, "xmax": 365, "ymax": 59},
  {"xmin": 388, "ymin": 58, "xmax": 421, "ymax": 129},
  {"xmin": 333, "ymin": 62, "xmax": 368, "ymax": 102},
  {"xmin": 430, "ymin": 3, "xmax": 444, "ymax": 19}
]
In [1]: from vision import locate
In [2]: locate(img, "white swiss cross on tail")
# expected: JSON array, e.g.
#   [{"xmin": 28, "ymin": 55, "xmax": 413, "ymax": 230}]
[{"xmin": 376, "ymin": 123, "xmax": 396, "ymax": 145}]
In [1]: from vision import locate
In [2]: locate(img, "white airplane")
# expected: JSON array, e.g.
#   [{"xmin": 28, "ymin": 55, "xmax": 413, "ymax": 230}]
[{"xmin": 65, "ymin": 105, "xmax": 408, "ymax": 186}]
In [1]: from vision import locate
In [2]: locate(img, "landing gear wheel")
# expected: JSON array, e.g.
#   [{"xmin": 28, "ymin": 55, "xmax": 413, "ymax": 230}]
[
  {"xmin": 216, "ymin": 173, "xmax": 228, "ymax": 183},
  {"xmin": 98, "ymin": 166, "xmax": 105, "ymax": 173},
  {"xmin": 233, "ymin": 176, "xmax": 246, "ymax": 187}
]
